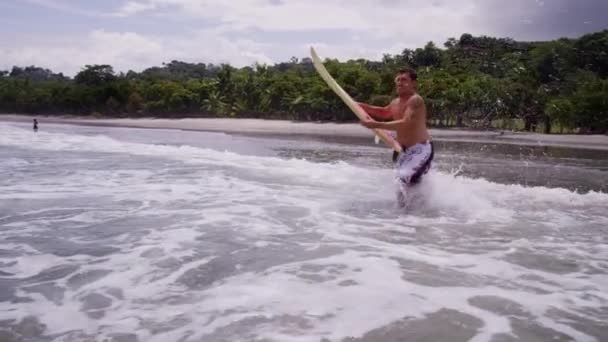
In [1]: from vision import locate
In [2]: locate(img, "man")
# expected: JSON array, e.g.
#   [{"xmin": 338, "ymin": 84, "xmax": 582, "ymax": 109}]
[{"xmin": 358, "ymin": 68, "xmax": 433, "ymax": 206}]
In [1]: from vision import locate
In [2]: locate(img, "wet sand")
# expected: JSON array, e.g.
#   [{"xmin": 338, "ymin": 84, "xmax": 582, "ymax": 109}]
[{"xmin": 2, "ymin": 114, "xmax": 608, "ymax": 150}]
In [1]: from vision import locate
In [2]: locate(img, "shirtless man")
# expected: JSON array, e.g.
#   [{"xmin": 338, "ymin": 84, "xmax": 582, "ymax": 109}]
[{"xmin": 358, "ymin": 68, "xmax": 433, "ymax": 204}]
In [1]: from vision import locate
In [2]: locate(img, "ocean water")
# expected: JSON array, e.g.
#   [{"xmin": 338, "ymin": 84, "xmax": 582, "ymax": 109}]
[{"xmin": 1, "ymin": 122, "xmax": 607, "ymax": 342}]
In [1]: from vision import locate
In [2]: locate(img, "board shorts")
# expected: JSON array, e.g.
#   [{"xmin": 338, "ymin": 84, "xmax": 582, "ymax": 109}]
[{"xmin": 394, "ymin": 141, "xmax": 434, "ymax": 187}]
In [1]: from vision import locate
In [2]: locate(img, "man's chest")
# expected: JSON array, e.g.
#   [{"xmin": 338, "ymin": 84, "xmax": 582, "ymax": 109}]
[{"xmin": 389, "ymin": 100, "xmax": 408, "ymax": 119}]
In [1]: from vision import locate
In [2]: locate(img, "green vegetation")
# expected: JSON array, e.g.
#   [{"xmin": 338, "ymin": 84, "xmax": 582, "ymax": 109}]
[{"xmin": 1, "ymin": 30, "xmax": 607, "ymax": 133}]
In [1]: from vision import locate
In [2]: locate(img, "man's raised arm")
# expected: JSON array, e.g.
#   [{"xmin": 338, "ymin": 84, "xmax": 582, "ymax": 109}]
[
  {"xmin": 358, "ymin": 102, "xmax": 392, "ymax": 120},
  {"xmin": 360, "ymin": 96, "xmax": 421, "ymax": 131}
]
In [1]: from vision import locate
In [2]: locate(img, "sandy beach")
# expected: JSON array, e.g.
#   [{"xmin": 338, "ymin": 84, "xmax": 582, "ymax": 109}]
[{"xmin": 2, "ymin": 114, "xmax": 608, "ymax": 150}]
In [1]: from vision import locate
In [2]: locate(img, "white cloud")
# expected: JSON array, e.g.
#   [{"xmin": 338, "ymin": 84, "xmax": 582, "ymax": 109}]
[
  {"xmin": 3, "ymin": 0, "xmax": 605, "ymax": 75},
  {"xmin": 121, "ymin": 0, "xmax": 474, "ymax": 36},
  {"xmin": 21, "ymin": 0, "xmax": 105, "ymax": 16},
  {"xmin": 0, "ymin": 29, "xmax": 273, "ymax": 76},
  {"xmin": 301, "ymin": 42, "xmax": 385, "ymax": 62},
  {"xmin": 0, "ymin": 0, "xmax": 504, "ymax": 75},
  {"xmin": 110, "ymin": 0, "xmax": 479, "ymax": 58},
  {"xmin": 112, "ymin": 1, "xmax": 157, "ymax": 17}
]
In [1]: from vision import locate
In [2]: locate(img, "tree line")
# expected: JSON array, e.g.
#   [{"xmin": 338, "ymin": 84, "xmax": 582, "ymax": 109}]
[{"xmin": 1, "ymin": 30, "xmax": 607, "ymax": 133}]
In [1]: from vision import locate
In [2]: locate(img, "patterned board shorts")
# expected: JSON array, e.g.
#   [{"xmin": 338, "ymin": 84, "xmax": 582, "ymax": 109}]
[{"xmin": 395, "ymin": 141, "xmax": 434, "ymax": 187}]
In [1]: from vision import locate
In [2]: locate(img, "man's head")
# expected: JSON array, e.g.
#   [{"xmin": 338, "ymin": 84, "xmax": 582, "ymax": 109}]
[{"xmin": 395, "ymin": 68, "xmax": 417, "ymax": 96}]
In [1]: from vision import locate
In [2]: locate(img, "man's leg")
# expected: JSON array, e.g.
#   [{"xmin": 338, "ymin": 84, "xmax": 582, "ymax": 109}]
[
  {"xmin": 395, "ymin": 153, "xmax": 414, "ymax": 209},
  {"xmin": 396, "ymin": 181, "xmax": 410, "ymax": 208},
  {"xmin": 395, "ymin": 143, "xmax": 433, "ymax": 208}
]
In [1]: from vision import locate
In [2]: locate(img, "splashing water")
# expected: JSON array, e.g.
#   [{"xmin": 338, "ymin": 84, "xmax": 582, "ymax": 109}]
[{"xmin": 0, "ymin": 122, "xmax": 607, "ymax": 342}]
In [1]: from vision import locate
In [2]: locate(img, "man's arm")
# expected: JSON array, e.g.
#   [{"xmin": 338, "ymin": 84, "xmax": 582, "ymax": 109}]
[
  {"xmin": 361, "ymin": 96, "xmax": 421, "ymax": 131},
  {"xmin": 358, "ymin": 102, "xmax": 392, "ymax": 120},
  {"xmin": 361, "ymin": 117, "xmax": 407, "ymax": 131}
]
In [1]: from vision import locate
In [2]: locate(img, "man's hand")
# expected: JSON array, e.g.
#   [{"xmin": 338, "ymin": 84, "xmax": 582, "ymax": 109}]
[{"xmin": 360, "ymin": 117, "xmax": 379, "ymax": 129}]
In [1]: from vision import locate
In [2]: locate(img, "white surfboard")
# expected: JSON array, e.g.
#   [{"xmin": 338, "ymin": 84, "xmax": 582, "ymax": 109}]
[{"xmin": 310, "ymin": 47, "xmax": 402, "ymax": 153}]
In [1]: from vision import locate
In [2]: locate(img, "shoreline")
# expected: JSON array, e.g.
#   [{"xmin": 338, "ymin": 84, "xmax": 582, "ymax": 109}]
[{"xmin": 2, "ymin": 114, "xmax": 608, "ymax": 151}]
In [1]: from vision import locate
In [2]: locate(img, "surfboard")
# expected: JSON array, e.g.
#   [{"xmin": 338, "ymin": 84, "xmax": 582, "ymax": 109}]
[{"xmin": 310, "ymin": 47, "xmax": 402, "ymax": 153}]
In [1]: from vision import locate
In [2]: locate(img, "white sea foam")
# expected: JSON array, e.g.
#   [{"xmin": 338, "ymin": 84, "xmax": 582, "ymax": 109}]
[{"xmin": 1, "ymin": 123, "xmax": 607, "ymax": 342}]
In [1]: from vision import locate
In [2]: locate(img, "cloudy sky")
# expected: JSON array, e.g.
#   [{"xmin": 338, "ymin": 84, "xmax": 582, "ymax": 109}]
[{"xmin": 1, "ymin": 0, "xmax": 607, "ymax": 76}]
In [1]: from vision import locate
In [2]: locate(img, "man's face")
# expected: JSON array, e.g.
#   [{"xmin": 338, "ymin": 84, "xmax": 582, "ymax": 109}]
[{"xmin": 395, "ymin": 73, "xmax": 415, "ymax": 95}]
